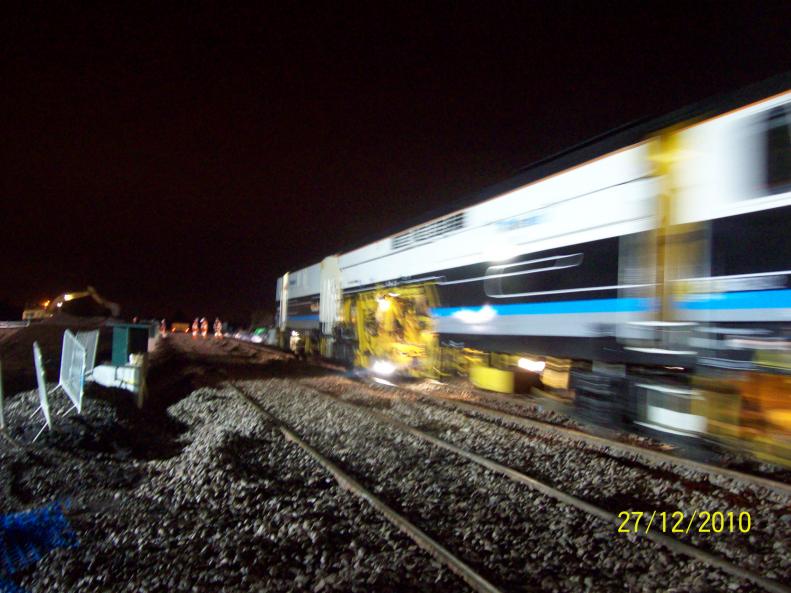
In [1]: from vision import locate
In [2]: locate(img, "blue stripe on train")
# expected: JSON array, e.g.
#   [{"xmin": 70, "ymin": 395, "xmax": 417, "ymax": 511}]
[
  {"xmin": 287, "ymin": 289, "xmax": 791, "ymax": 322},
  {"xmin": 431, "ymin": 297, "xmax": 654, "ymax": 317},
  {"xmin": 676, "ymin": 288, "xmax": 791, "ymax": 310},
  {"xmin": 430, "ymin": 289, "xmax": 791, "ymax": 318}
]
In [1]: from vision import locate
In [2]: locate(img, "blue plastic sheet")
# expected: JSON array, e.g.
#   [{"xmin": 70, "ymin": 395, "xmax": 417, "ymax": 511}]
[{"xmin": 0, "ymin": 502, "xmax": 78, "ymax": 592}]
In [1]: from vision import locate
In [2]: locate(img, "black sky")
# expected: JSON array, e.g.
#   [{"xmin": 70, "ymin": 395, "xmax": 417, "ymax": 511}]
[{"xmin": 2, "ymin": 2, "xmax": 790, "ymax": 323}]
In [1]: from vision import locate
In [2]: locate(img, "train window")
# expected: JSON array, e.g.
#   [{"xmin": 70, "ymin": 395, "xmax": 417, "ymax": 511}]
[
  {"xmin": 484, "ymin": 253, "xmax": 583, "ymax": 298},
  {"xmin": 765, "ymin": 105, "xmax": 791, "ymax": 194},
  {"xmin": 644, "ymin": 386, "xmax": 693, "ymax": 414}
]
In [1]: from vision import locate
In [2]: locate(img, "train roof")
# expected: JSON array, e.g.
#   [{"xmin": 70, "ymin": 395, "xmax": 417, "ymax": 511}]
[{"xmin": 285, "ymin": 71, "xmax": 791, "ymax": 275}]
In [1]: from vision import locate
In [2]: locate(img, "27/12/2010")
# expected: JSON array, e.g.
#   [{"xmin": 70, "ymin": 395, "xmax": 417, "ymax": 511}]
[{"xmin": 617, "ymin": 511, "xmax": 751, "ymax": 534}]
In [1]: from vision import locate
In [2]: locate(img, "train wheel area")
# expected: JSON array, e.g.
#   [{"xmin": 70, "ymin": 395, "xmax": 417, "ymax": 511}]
[{"xmin": 279, "ymin": 322, "xmax": 791, "ymax": 481}]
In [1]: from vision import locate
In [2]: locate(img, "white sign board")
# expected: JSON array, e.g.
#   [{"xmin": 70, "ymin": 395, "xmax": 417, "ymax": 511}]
[
  {"xmin": 75, "ymin": 329, "xmax": 99, "ymax": 377},
  {"xmin": 59, "ymin": 330, "xmax": 86, "ymax": 413}
]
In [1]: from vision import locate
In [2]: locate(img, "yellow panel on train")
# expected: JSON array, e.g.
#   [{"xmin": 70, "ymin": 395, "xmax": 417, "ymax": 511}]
[{"xmin": 469, "ymin": 364, "xmax": 514, "ymax": 394}]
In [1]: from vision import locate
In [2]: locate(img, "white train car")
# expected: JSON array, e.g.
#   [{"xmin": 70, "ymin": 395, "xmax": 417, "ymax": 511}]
[{"xmin": 275, "ymin": 76, "xmax": 791, "ymax": 462}]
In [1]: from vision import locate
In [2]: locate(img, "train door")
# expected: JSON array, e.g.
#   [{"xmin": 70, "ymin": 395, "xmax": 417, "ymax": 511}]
[{"xmin": 319, "ymin": 256, "xmax": 342, "ymax": 358}]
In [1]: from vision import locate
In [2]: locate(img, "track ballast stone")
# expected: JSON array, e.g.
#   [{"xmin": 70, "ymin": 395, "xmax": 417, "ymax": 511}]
[
  {"xmin": 317, "ymin": 379, "xmax": 790, "ymax": 582},
  {"xmin": 243, "ymin": 377, "xmax": 775, "ymax": 593},
  {"xmin": 2, "ymin": 385, "xmax": 463, "ymax": 592}
]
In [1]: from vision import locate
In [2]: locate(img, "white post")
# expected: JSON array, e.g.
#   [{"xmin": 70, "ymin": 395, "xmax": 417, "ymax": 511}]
[{"xmin": 0, "ymin": 360, "xmax": 5, "ymax": 431}]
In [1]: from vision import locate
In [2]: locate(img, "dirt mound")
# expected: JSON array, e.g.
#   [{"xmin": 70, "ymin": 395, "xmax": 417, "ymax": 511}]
[{"xmin": 0, "ymin": 316, "xmax": 114, "ymax": 395}]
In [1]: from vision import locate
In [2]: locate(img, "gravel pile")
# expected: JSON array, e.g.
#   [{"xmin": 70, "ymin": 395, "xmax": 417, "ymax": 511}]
[
  {"xmin": 244, "ymin": 378, "xmax": 766, "ymax": 593},
  {"xmin": 0, "ymin": 387, "xmax": 158, "ymax": 513},
  {"xmin": 318, "ymin": 379, "xmax": 791, "ymax": 583},
  {"xmin": 2, "ymin": 329, "xmax": 786, "ymax": 593},
  {"xmin": 1, "ymin": 382, "xmax": 464, "ymax": 592}
]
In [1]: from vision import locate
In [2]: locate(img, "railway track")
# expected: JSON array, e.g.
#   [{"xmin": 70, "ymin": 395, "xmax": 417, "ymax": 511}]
[
  {"xmin": 228, "ymin": 382, "xmax": 503, "ymax": 593},
  {"xmin": 232, "ymin": 377, "xmax": 790, "ymax": 593},
  {"xmin": 288, "ymin": 367, "xmax": 790, "ymax": 498},
  {"xmin": 315, "ymin": 377, "xmax": 791, "ymax": 568},
  {"xmin": 393, "ymin": 380, "xmax": 791, "ymax": 497},
  {"xmin": 239, "ymin": 335, "xmax": 791, "ymax": 494}
]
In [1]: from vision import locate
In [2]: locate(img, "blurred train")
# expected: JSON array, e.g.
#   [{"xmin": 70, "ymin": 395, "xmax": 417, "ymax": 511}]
[{"xmin": 275, "ymin": 75, "xmax": 791, "ymax": 465}]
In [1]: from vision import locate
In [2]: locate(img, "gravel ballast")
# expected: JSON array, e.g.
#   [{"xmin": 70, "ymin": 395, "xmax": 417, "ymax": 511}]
[
  {"xmin": 242, "ymin": 377, "xmax": 776, "ymax": 593},
  {"xmin": 300, "ymin": 376, "xmax": 791, "ymax": 582},
  {"xmin": 0, "ymin": 382, "xmax": 463, "ymax": 591},
  {"xmin": 2, "ymin": 335, "xmax": 787, "ymax": 593}
]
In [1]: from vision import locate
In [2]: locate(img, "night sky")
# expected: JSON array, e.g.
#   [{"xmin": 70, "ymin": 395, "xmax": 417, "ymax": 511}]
[{"xmin": 3, "ymin": 3, "xmax": 790, "ymax": 323}]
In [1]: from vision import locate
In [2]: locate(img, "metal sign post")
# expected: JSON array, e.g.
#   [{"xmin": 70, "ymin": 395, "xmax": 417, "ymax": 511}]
[
  {"xmin": 0, "ymin": 360, "xmax": 5, "ymax": 432},
  {"xmin": 32, "ymin": 342, "xmax": 52, "ymax": 442}
]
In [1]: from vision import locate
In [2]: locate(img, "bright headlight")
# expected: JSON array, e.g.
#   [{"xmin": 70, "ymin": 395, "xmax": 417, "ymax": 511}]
[
  {"xmin": 518, "ymin": 357, "xmax": 545, "ymax": 373},
  {"xmin": 372, "ymin": 360, "xmax": 396, "ymax": 376}
]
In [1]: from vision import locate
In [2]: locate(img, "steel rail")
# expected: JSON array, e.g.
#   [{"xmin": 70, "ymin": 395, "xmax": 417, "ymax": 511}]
[
  {"xmin": 374, "ymin": 380, "xmax": 791, "ymax": 497},
  {"xmin": 305, "ymin": 384, "xmax": 791, "ymax": 593},
  {"xmin": 228, "ymin": 382, "xmax": 504, "ymax": 593}
]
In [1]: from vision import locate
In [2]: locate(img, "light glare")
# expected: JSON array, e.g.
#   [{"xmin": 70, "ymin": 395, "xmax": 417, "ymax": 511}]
[
  {"xmin": 372, "ymin": 360, "xmax": 396, "ymax": 376},
  {"xmin": 452, "ymin": 305, "xmax": 496, "ymax": 324},
  {"xmin": 484, "ymin": 243, "xmax": 519, "ymax": 262},
  {"xmin": 518, "ymin": 357, "xmax": 546, "ymax": 373}
]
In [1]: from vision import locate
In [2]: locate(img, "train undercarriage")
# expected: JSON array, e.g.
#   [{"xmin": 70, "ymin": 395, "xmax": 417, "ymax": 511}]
[{"xmin": 279, "ymin": 279, "xmax": 791, "ymax": 468}]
